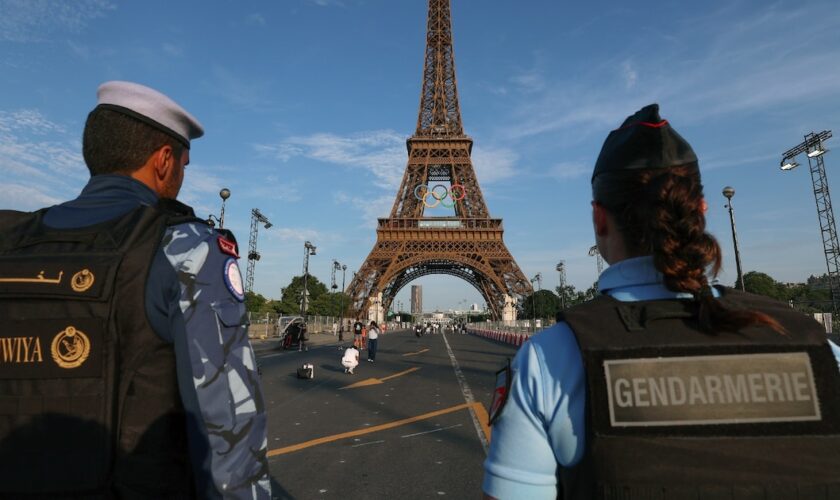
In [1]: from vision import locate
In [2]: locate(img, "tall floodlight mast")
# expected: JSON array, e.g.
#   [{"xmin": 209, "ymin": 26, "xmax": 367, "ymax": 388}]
[
  {"xmin": 245, "ymin": 208, "xmax": 272, "ymax": 294},
  {"xmin": 780, "ymin": 130, "xmax": 839, "ymax": 316}
]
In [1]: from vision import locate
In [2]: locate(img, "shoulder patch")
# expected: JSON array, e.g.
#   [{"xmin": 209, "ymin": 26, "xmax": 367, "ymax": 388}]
[
  {"xmin": 223, "ymin": 257, "xmax": 245, "ymax": 302},
  {"xmin": 489, "ymin": 358, "xmax": 512, "ymax": 425},
  {"xmin": 218, "ymin": 235, "xmax": 239, "ymax": 258}
]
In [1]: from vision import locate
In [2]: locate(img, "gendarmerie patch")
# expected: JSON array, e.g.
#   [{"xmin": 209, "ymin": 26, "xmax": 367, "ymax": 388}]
[
  {"xmin": 489, "ymin": 358, "xmax": 511, "ymax": 425},
  {"xmin": 223, "ymin": 257, "xmax": 245, "ymax": 302},
  {"xmin": 604, "ymin": 352, "xmax": 820, "ymax": 427}
]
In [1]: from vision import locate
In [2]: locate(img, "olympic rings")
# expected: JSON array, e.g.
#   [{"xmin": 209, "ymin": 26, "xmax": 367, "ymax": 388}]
[{"xmin": 413, "ymin": 183, "xmax": 467, "ymax": 209}]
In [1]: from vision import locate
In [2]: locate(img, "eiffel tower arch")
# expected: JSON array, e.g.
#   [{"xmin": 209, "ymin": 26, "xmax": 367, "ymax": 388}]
[{"xmin": 346, "ymin": 0, "xmax": 532, "ymax": 321}]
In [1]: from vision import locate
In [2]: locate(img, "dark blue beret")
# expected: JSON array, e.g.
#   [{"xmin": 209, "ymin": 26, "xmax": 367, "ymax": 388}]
[{"xmin": 592, "ymin": 104, "xmax": 697, "ymax": 181}]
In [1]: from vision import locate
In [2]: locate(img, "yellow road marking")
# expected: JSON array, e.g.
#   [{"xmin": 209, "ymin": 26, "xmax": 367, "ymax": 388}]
[
  {"xmin": 340, "ymin": 366, "xmax": 420, "ymax": 390},
  {"xmin": 402, "ymin": 348, "xmax": 430, "ymax": 357},
  {"xmin": 267, "ymin": 402, "xmax": 471, "ymax": 457},
  {"xmin": 471, "ymin": 402, "xmax": 492, "ymax": 444},
  {"xmin": 380, "ymin": 366, "xmax": 420, "ymax": 381}
]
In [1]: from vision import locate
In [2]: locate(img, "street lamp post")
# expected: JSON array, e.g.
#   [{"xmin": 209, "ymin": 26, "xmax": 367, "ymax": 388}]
[
  {"xmin": 219, "ymin": 188, "xmax": 230, "ymax": 229},
  {"xmin": 206, "ymin": 188, "xmax": 231, "ymax": 229},
  {"xmin": 530, "ymin": 273, "xmax": 542, "ymax": 332},
  {"xmin": 301, "ymin": 241, "xmax": 317, "ymax": 317},
  {"xmin": 556, "ymin": 261, "xmax": 566, "ymax": 310},
  {"xmin": 722, "ymin": 187, "xmax": 745, "ymax": 291}
]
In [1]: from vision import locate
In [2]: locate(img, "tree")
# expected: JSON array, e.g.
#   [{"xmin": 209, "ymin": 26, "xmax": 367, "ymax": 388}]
[
  {"xmin": 555, "ymin": 282, "xmax": 598, "ymax": 310},
  {"xmin": 278, "ymin": 274, "xmax": 331, "ymax": 316},
  {"xmin": 742, "ymin": 271, "xmax": 785, "ymax": 300},
  {"xmin": 244, "ymin": 291, "xmax": 268, "ymax": 313},
  {"xmin": 520, "ymin": 289, "xmax": 561, "ymax": 320}
]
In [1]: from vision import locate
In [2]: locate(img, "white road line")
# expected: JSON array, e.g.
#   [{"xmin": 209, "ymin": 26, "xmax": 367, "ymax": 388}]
[
  {"xmin": 441, "ymin": 331, "xmax": 489, "ymax": 454},
  {"xmin": 401, "ymin": 424, "xmax": 462, "ymax": 439},
  {"xmin": 351, "ymin": 440, "xmax": 385, "ymax": 448}
]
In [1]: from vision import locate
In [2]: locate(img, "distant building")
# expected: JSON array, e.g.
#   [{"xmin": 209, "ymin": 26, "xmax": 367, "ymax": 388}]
[
  {"xmin": 411, "ymin": 285, "xmax": 423, "ymax": 315},
  {"xmin": 470, "ymin": 303, "xmax": 480, "ymax": 312}
]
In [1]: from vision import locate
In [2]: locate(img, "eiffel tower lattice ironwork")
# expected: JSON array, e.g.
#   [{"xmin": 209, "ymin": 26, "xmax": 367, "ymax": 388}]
[{"xmin": 345, "ymin": 0, "xmax": 532, "ymax": 320}]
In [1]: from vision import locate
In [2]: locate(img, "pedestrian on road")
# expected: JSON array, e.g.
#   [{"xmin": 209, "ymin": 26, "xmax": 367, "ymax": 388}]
[
  {"xmin": 341, "ymin": 346, "xmax": 360, "ymax": 374},
  {"xmin": 0, "ymin": 81, "xmax": 270, "ymax": 498},
  {"xmin": 367, "ymin": 321, "xmax": 381, "ymax": 362},
  {"xmin": 298, "ymin": 321, "xmax": 309, "ymax": 352},
  {"xmin": 332, "ymin": 321, "xmax": 338, "ymax": 336},
  {"xmin": 353, "ymin": 319, "xmax": 364, "ymax": 349},
  {"xmin": 482, "ymin": 104, "xmax": 840, "ymax": 500}
]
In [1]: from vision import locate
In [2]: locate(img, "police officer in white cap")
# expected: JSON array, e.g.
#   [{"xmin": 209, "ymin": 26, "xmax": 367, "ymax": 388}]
[{"xmin": 0, "ymin": 81, "xmax": 270, "ymax": 498}]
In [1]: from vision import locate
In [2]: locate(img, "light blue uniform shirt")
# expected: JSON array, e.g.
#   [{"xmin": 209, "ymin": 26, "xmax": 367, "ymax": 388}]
[{"xmin": 482, "ymin": 256, "xmax": 840, "ymax": 500}]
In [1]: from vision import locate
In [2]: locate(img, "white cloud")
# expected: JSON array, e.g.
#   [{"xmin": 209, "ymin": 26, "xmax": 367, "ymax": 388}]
[
  {"xmin": 510, "ymin": 69, "xmax": 546, "ymax": 94},
  {"xmin": 0, "ymin": 0, "xmax": 114, "ymax": 43},
  {"xmin": 306, "ymin": 0, "xmax": 345, "ymax": 6},
  {"xmin": 246, "ymin": 13, "xmax": 266, "ymax": 26},
  {"xmin": 204, "ymin": 66, "xmax": 276, "ymax": 111},
  {"xmin": 0, "ymin": 110, "xmax": 65, "ymax": 134},
  {"xmin": 471, "ymin": 145, "xmax": 518, "ymax": 183},
  {"xmin": 265, "ymin": 227, "xmax": 321, "ymax": 243},
  {"xmin": 333, "ymin": 191, "xmax": 394, "ymax": 229},
  {"xmin": 0, "ymin": 108, "xmax": 89, "ymax": 211},
  {"xmin": 162, "ymin": 42, "xmax": 184, "ymax": 57},
  {"xmin": 259, "ymin": 130, "xmax": 406, "ymax": 190},
  {"xmin": 497, "ymin": 4, "xmax": 840, "ymax": 143},
  {"xmin": 0, "ymin": 183, "xmax": 64, "ymax": 210},
  {"xmin": 548, "ymin": 162, "xmax": 590, "ymax": 181},
  {"xmin": 622, "ymin": 61, "xmax": 637, "ymax": 89}
]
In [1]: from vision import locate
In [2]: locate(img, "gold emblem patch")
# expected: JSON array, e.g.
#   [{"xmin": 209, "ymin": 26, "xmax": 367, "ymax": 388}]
[
  {"xmin": 51, "ymin": 326, "xmax": 91, "ymax": 369},
  {"xmin": 71, "ymin": 269, "xmax": 95, "ymax": 292}
]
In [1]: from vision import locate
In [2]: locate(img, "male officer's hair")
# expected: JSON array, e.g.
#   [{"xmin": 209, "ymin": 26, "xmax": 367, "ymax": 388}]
[{"xmin": 82, "ymin": 107, "xmax": 183, "ymax": 175}]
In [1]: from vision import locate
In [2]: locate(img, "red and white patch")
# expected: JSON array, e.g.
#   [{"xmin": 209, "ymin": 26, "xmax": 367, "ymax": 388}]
[
  {"xmin": 223, "ymin": 258, "xmax": 245, "ymax": 301},
  {"xmin": 218, "ymin": 236, "xmax": 239, "ymax": 258},
  {"xmin": 489, "ymin": 359, "xmax": 512, "ymax": 425}
]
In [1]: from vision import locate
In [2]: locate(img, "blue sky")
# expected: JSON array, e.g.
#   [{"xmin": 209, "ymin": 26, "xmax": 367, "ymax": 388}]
[{"xmin": 2, "ymin": 0, "xmax": 839, "ymax": 313}]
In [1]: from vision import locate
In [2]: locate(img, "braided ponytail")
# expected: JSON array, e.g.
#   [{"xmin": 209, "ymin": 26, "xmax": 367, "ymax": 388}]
[{"xmin": 594, "ymin": 164, "xmax": 785, "ymax": 334}]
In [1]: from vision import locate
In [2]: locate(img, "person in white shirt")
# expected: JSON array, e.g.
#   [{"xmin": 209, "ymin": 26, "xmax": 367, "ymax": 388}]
[
  {"xmin": 367, "ymin": 321, "xmax": 381, "ymax": 362},
  {"xmin": 341, "ymin": 346, "xmax": 360, "ymax": 374}
]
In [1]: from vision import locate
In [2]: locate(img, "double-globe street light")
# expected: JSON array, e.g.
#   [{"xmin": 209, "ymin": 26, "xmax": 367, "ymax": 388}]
[{"xmin": 722, "ymin": 186, "xmax": 745, "ymax": 291}]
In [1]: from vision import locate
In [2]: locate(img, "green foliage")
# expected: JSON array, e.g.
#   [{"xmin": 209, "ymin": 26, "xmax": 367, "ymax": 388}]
[
  {"xmin": 555, "ymin": 282, "xmax": 598, "ymax": 310},
  {"xmin": 244, "ymin": 291, "xmax": 269, "ymax": 313},
  {"xmin": 520, "ymin": 289, "xmax": 562, "ymax": 320},
  {"xmin": 741, "ymin": 271, "xmax": 832, "ymax": 313},
  {"xmin": 275, "ymin": 274, "xmax": 347, "ymax": 316},
  {"xmin": 742, "ymin": 271, "xmax": 786, "ymax": 300}
]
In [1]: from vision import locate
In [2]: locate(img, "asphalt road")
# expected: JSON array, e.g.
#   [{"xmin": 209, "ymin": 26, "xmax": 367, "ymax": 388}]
[{"xmin": 254, "ymin": 329, "xmax": 519, "ymax": 500}]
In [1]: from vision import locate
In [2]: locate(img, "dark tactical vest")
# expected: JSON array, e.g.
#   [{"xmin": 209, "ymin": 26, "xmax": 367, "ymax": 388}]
[
  {"xmin": 0, "ymin": 202, "xmax": 197, "ymax": 498},
  {"xmin": 558, "ymin": 288, "xmax": 840, "ymax": 500}
]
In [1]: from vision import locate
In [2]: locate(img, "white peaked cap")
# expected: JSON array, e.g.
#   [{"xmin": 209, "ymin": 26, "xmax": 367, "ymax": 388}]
[{"xmin": 95, "ymin": 81, "xmax": 204, "ymax": 148}]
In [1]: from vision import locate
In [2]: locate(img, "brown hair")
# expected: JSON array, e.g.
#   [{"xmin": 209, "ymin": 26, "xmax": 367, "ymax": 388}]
[{"xmin": 593, "ymin": 163, "xmax": 785, "ymax": 334}]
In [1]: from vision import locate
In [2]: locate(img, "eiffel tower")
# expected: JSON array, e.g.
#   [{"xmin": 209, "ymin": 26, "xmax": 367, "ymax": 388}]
[{"xmin": 345, "ymin": 0, "xmax": 531, "ymax": 321}]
